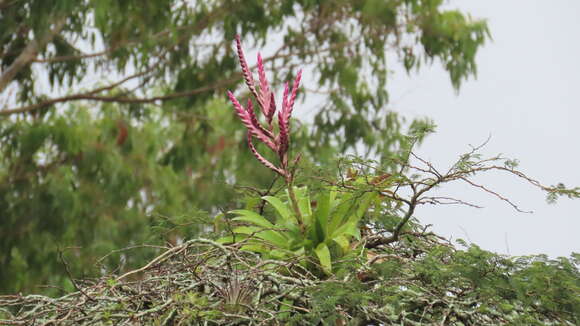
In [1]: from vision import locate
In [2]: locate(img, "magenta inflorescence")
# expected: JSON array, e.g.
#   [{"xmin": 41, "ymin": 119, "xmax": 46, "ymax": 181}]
[{"xmin": 227, "ymin": 35, "xmax": 302, "ymax": 181}]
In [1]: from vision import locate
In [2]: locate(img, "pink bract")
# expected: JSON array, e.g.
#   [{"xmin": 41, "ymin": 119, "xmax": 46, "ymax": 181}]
[{"xmin": 227, "ymin": 35, "xmax": 302, "ymax": 181}]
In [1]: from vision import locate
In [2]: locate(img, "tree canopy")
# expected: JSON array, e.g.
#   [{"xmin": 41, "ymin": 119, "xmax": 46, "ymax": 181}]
[
  {"xmin": 0, "ymin": 0, "xmax": 492, "ymax": 295},
  {"xmin": 1, "ymin": 1, "xmax": 579, "ymax": 324},
  {"xmin": 1, "ymin": 148, "xmax": 578, "ymax": 325}
]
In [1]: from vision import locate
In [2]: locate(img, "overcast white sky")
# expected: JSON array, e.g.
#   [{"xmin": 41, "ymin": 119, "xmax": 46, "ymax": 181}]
[{"xmin": 384, "ymin": 1, "xmax": 579, "ymax": 257}]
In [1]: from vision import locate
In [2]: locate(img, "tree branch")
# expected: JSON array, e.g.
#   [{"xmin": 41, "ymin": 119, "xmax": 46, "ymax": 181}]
[
  {"xmin": 0, "ymin": 18, "xmax": 65, "ymax": 93},
  {"xmin": 0, "ymin": 75, "xmax": 240, "ymax": 115},
  {"xmin": 365, "ymin": 197, "xmax": 417, "ymax": 249},
  {"xmin": 0, "ymin": 44, "xmax": 343, "ymax": 116}
]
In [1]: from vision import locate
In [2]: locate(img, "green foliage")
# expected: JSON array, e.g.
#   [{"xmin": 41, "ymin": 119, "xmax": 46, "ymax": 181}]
[
  {"xmin": 0, "ymin": 106, "xmax": 198, "ymax": 293},
  {"xmin": 546, "ymin": 183, "xmax": 580, "ymax": 204},
  {"xmin": 0, "ymin": 2, "xmax": 578, "ymax": 325},
  {"xmin": 219, "ymin": 185, "xmax": 377, "ymax": 275},
  {"xmin": 2, "ymin": 235, "xmax": 577, "ymax": 325},
  {"xmin": 1, "ymin": 132, "xmax": 579, "ymax": 323},
  {"xmin": 0, "ymin": 0, "xmax": 490, "ymax": 294},
  {"xmin": 296, "ymin": 240, "xmax": 579, "ymax": 325}
]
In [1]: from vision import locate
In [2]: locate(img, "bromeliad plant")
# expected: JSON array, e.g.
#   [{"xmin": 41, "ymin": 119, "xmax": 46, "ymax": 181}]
[
  {"xmin": 229, "ymin": 187, "xmax": 377, "ymax": 275},
  {"xmin": 226, "ymin": 35, "xmax": 305, "ymax": 231},
  {"xmin": 222, "ymin": 36, "xmax": 376, "ymax": 275}
]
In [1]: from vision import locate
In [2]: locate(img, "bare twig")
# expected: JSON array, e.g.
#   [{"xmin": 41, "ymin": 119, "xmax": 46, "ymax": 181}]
[{"xmin": 57, "ymin": 248, "xmax": 96, "ymax": 302}]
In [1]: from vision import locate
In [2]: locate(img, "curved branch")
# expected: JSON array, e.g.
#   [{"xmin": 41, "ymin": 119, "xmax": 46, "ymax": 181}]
[
  {"xmin": 365, "ymin": 197, "xmax": 417, "ymax": 249},
  {"xmin": 0, "ymin": 77, "xmax": 239, "ymax": 115},
  {"xmin": 1, "ymin": 40, "xmax": 353, "ymax": 116}
]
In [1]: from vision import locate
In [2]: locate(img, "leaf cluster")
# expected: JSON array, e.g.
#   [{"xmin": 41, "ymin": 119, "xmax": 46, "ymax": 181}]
[{"xmin": 218, "ymin": 185, "xmax": 375, "ymax": 275}]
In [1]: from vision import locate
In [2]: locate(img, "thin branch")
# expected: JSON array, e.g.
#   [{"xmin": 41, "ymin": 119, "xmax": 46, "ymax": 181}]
[
  {"xmin": 29, "ymin": 4, "xmax": 226, "ymax": 64},
  {"xmin": 1, "ymin": 41, "xmax": 354, "ymax": 116},
  {"xmin": 365, "ymin": 196, "xmax": 417, "ymax": 249},
  {"xmin": 0, "ymin": 71, "xmax": 238, "ymax": 115},
  {"xmin": 418, "ymin": 196, "xmax": 484, "ymax": 209},
  {"xmin": 458, "ymin": 176, "xmax": 532, "ymax": 213},
  {"xmin": 57, "ymin": 248, "xmax": 96, "ymax": 302}
]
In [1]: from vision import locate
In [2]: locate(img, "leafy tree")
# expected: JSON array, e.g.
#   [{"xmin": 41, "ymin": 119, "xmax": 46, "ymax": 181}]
[
  {"xmin": 0, "ymin": 0, "xmax": 491, "ymax": 294},
  {"xmin": 1, "ymin": 8, "xmax": 579, "ymax": 324}
]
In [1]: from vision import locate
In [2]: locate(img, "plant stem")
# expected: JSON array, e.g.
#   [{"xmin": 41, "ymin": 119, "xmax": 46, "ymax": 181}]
[{"xmin": 286, "ymin": 176, "xmax": 305, "ymax": 234}]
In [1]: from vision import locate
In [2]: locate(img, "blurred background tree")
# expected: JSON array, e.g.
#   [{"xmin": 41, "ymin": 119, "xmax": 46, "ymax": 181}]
[{"xmin": 0, "ymin": 0, "xmax": 489, "ymax": 295}]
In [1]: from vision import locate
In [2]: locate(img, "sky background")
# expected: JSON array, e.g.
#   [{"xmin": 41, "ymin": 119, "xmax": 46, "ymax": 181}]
[{"xmin": 382, "ymin": 1, "xmax": 579, "ymax": 257}]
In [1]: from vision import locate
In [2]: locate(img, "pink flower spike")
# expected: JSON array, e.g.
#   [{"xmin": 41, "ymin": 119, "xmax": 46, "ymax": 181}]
[
  {"xmin": 247, "ymin": 132, "xmax": 286, "ymax": 178},
  {"xmin": 228, "ymin": 36, "xmax": 303, "ymax": 180},
  {"xmin": 287, "ymin": 69, "xmax": 302, "ymax": 119},
  {"xmin": 257, "ymin": 53, "xmax": 271, "ymax": 117},
  {"xmin": 227, "ymin": 91, "xmax": 276, "ymax": 151},
  {"xmin": 278, "ymin": 121, "xmax": 289, "ymax": 160},
  {"xmin": 227, "ymin": 91, "xmax": 253, "ymax": 130},
  {"xmin": 246, "ymin": 98, "xmax": 276, "ymax": 149},
  {"xmin": 235, "ymin": 35, "xmax": 260, "ymax": 101},
  {"xmin": 267, "ymin": 92, "xmax": 276, "ymax": 127},
  {"xmin": 279, "ymin": 70, "xmax": 302, "ymax": 148},
  {"xmin": 281, "ymin": 81, "xmax": 289, "ymax": 118},
  {"xmin": 277, "ymin": 82, "xmax": 290, "ymax": 157}
]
